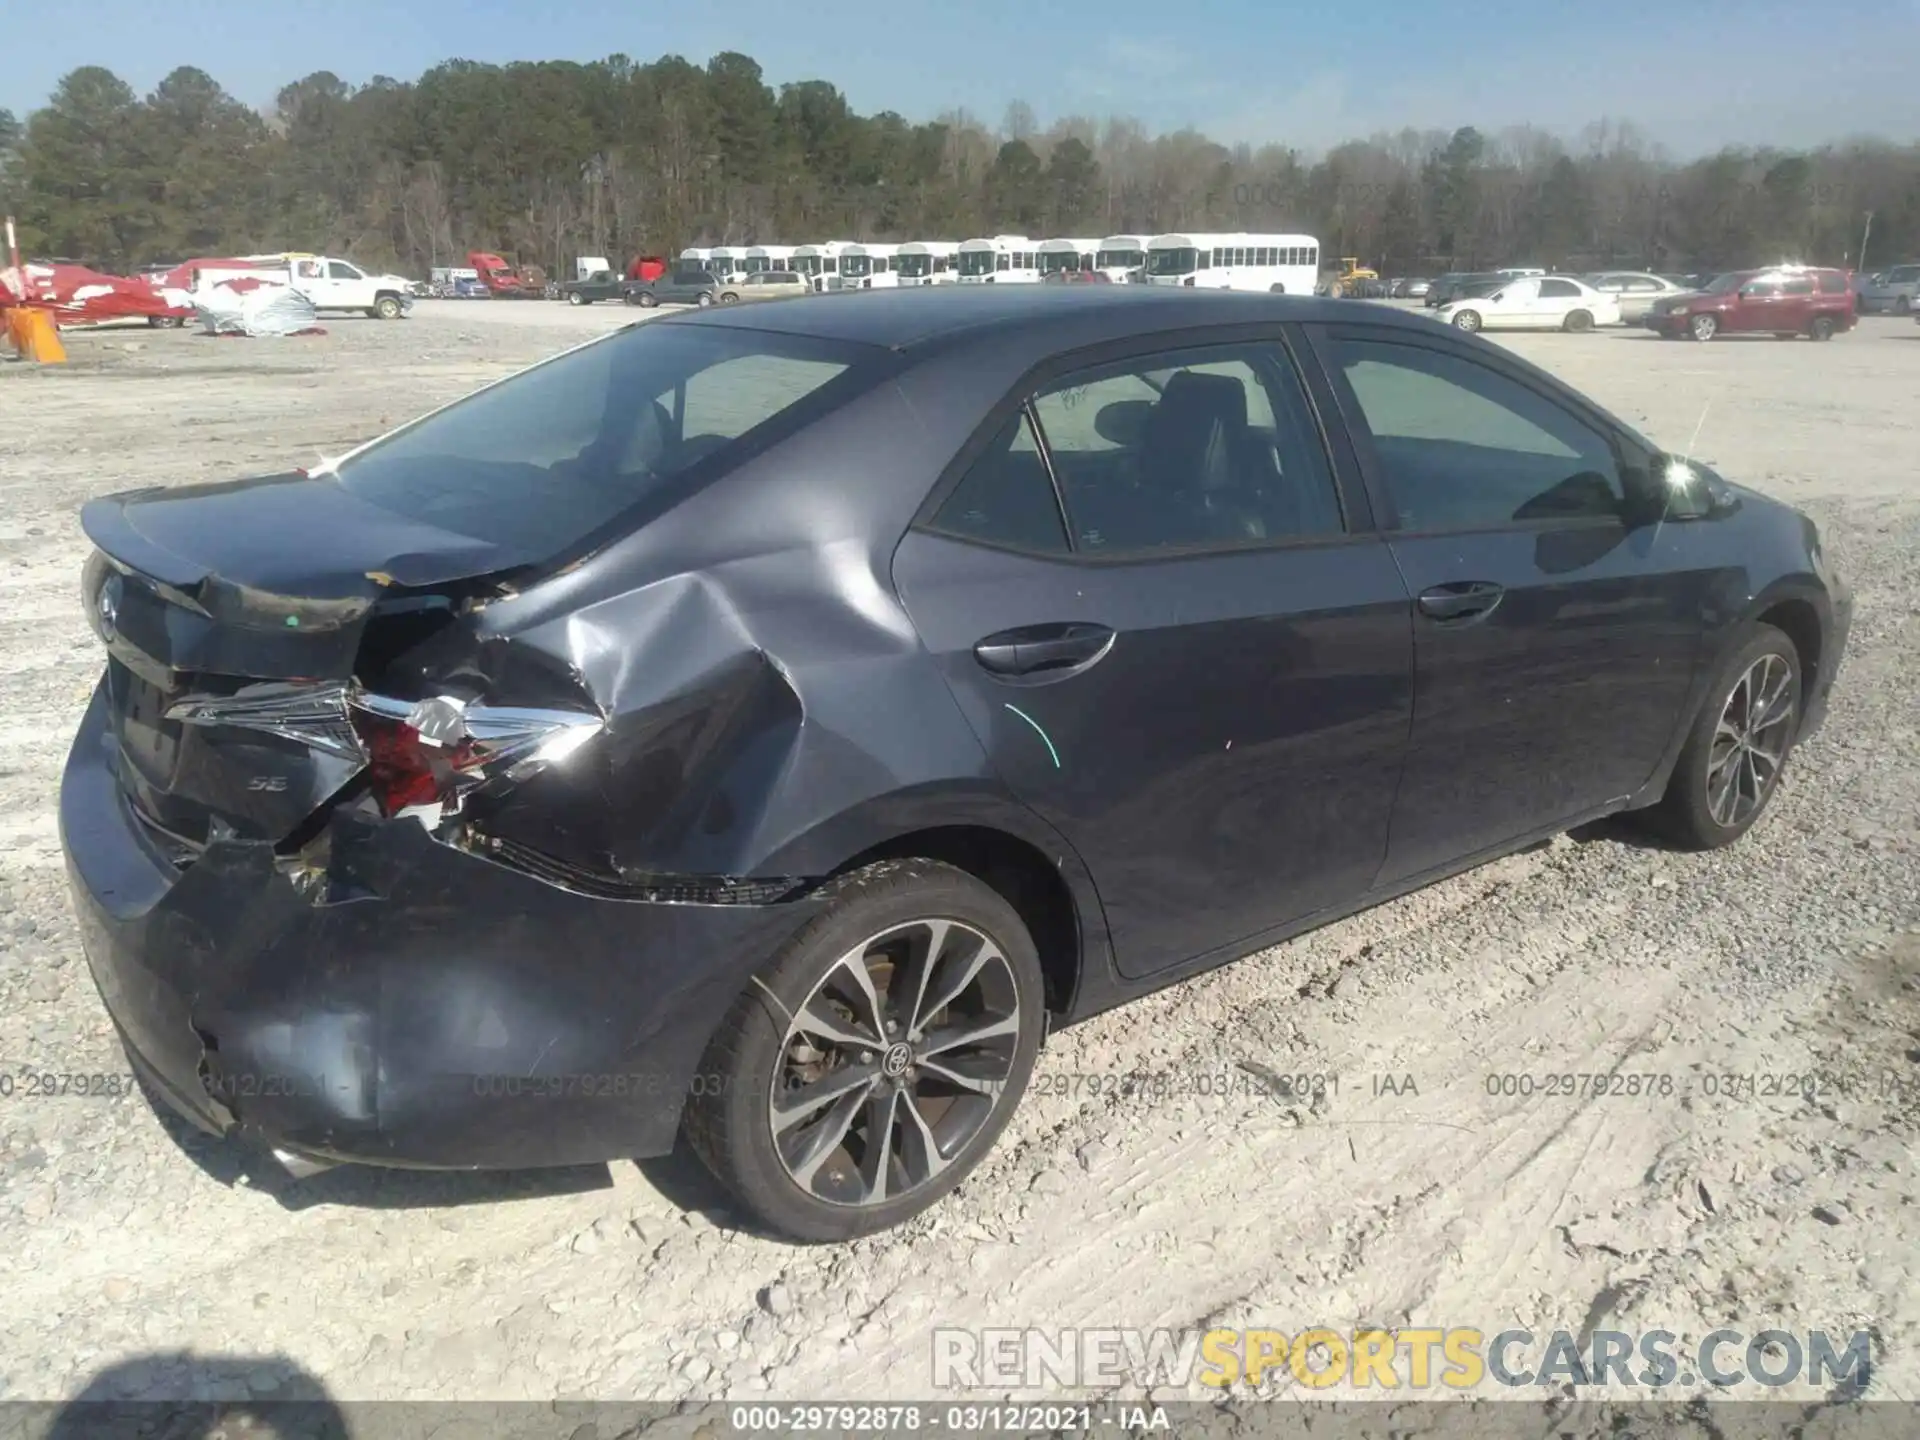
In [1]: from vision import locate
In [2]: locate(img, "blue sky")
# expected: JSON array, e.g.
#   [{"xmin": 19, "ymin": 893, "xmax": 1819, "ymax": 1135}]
[{"xmin": 3, "ymin": 0, "xmax": 1914, "ymax": 155}]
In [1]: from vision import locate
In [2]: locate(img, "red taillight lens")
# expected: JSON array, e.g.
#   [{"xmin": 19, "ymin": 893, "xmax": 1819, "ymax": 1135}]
[{"xmin": 351, "ymin": 711, "xmax": 484, "ymax": 816}]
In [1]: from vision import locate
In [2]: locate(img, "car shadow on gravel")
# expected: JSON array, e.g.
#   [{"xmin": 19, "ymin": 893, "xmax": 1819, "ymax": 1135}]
[
  {"xmin": 1566, "ymin": 814, "xmax": 1673, "ymax": 850},
  {"xmin": 45, "ymin": 1352, "xmax": 348, "ymax": 1437}
]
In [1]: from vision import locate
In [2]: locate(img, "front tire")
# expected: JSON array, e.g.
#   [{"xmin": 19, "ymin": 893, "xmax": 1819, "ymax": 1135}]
[
  {"xmin": 1647, "ymin": 625, "xmax": 1802, "ymax": 850},
  {"xmin": 1689, "ymin": 313, "xmax": 1718, "ymax": 341},
  {"xmin": 1452, "ymin": 309, "xmax": 1482, "ymax": 333},
  {"xmin": 683, "ymin": 859, "xmax": 1045, "ymax": 1242},
  {"xmin": 567, "ymin": 291, "xmax": 585, "ymax": 306},
  {"xmin": 373, "ymin": 294, "xmax": 403, "ymax": 320},
  {"xmin": 635, "ymin": 291, "xmax": 658, "ymax": 308}
]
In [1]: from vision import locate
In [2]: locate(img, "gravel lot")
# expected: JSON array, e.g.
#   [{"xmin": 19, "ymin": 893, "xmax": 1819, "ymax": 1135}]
[{"xmin": 1, "ymin": 299, "xmax": 1916, "ymax": 1410}]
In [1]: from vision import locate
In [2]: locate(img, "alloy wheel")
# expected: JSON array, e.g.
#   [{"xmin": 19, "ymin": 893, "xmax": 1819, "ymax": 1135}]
[
  {"xmin": 769, "ymin": 918, "xmax": 1022, "ymax": 1208},
  {"xmin": 1706, "ymin": 653, "xmax": 1795, "ymax": 828},
  {"xmin": 1690, "ymin": 314, "xmax": 1717, "ymax": 341}
]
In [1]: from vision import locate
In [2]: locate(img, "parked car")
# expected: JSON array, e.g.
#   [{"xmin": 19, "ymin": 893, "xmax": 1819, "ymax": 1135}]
[
  {"xmin": 1643, "ymin": 267, "xmax": 1858, "ymax": 341},
  {"xmin": 624, "ymin": 261, "xmax": 724, "ymax": 308},
  {"xmin": 1427, "ymin": 271, "xmax": 1504, "ymax": 307},
  {"xmin": 560, "ymin": 269, "xmax": 629, "ymax": 306},
  {"xmin": 1433, "ymin": 275, "xmax": 1621, "ymax": 333},
  {"xmin": 1394, "ymin": 277, "xmax": 1432, "ymax": 299},
  {"xmin": 451, "ymin": 276, "xmax": 490, "ymax": 298},
  {"xmin": 62, "ymin": 287, "xmax": 1851, "ymax": 1240},
  {"xmin": 1857, "ymin": 263, "xmax": 1920, "ymax": 314},
  {"xmin": 715, "ymin": 270, "xmax": 813, "ymax": 304},
  {"xmin": 1583, "ymin": 271, "xmax": 1693, "ymax": 323}
]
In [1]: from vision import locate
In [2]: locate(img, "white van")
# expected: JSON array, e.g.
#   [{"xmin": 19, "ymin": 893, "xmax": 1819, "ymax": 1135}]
[
  {"xmin": 895, "ymin": 241, "xmax": 960, "ymax": 285},
  {"xmin": 1095, "ymin": 235, "xmax": 1148, "ymax": 283},
  {"xmin": 1037, "ymin": 238, "xmax": 1098, "ymax": 280},
  {"xmin": 956, "ymin": 235, "xmax": 1039, "ymax": 284},
  {"xmin": 838, "ymin": 242, "xmax": 901, "ymax": 289},
  {"xmin": 740, "ymin": 245, "xmax": 796, "ymax": 275},
  {"xmin": 1141, "ymin": 233, "xmax": 1321, "ymax": 294},
  {"xmin": 792, "ymin": 242, "xmax": 852, "ymax": 292}
]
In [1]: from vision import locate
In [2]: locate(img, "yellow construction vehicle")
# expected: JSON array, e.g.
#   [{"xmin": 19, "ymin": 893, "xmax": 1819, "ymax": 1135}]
[{"xmin": 1324, "ymin": 257, "xmax": 1380, "ymax": 298}]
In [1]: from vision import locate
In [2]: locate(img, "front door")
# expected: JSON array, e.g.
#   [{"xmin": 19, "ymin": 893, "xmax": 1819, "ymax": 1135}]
[
  {"xmin": 1310, "ymin": 323, "xmax": 1709, "ymax": 882},
  {"xmin": 894, "ymin": 333, "xmax": 1414, "ymax": 978}
]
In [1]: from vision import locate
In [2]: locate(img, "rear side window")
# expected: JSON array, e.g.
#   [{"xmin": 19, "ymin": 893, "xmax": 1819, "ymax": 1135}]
[
  {"xmin": 334, "ymin": 326, "xmax": 879, "ymax": 556},
  {"xmin": 931, "ymin": 410, "xmax": 1069, "ymax": 554},
  {"xmin": 1818, "ymin": 272, "xmax": 1850, "ymax": 294},
  {"xmin": 1028, "ymin": 343, "xmax": 1344, "ymax": 555},
  {"xmin": 1333, "ymin": 337, "xmax": 1625, "ymax": 531}
]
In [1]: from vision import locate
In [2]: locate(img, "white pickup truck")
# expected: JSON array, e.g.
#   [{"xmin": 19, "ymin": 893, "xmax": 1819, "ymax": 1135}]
[
  {"xmin": 175, "ymin": 254, "xmax": 416, "ymax": 319},
  {"xmin": 282, "ymin": 256, "xmax": 417, "ymax": 318}
]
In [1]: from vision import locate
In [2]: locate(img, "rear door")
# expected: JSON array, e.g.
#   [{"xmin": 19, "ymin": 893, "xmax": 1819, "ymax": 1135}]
[
  {"xmin": 894, "ymin": 330, "xmax": 1415, "ymax": 979},
  {"xmin": 1304, "ymin": 321, "xmax": 1710, "ymax": 883}
]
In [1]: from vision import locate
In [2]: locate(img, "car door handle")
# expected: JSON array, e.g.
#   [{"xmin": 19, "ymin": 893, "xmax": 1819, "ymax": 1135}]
[
  {"xmin": 973, "ymin": 623, "xmax": 1115, "ymax": 679},
  {"xmin": 1417, "ymin": 582, "xmax": 1505, "ymax": 622}
]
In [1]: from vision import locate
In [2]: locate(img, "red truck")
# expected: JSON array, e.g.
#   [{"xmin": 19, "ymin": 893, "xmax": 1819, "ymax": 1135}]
[{"xmin": 468, "ymin": 251, "xmax": 555, "ymax": 299}]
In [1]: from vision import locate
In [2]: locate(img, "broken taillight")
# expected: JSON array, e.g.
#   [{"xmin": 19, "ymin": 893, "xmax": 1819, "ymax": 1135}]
[
  {"xmin": 346, "ymin": 692, "xmax": 603, "ymax": 822},
  {"xmin": 349, "ymin": 708, "xmax": 486, "ymax": 816}
]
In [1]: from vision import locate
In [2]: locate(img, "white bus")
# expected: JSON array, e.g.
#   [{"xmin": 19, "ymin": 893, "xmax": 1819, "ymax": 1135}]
[
  {"xmin": 956, "ymin": 235, "xmax": 1039, "ymax": 284},
  {"xmin": 838, "ymin": 242, "xmax": 900, "ymax": 289},
  {"xmin": 1141, "ymin": 233, "xmax": 1321, "ymax": 294},
  {"xmin": 792, "ymin": 241, "xmax": 852, "ymax": 292},
  {"xmin": 1095, "ymin": 235, "xmax": 1148, "ymax": 283},
  {"xmin": 706, "ymin": 246, "xmax": 746, "ymax": 281},
  {"xmin": 1037, "ymin": 238, "xmax": 1097, "ymax": 279},
  {"xmin": 740, "ymin": 245, "xmax": 796, "ymax": 275},
  {"xmin": 895, "ymin": 241, "xmax": 959, "ymax": 285},
  {"xmin": 679, "ymin": 247, "xmax": 714, "ymax": 271}
]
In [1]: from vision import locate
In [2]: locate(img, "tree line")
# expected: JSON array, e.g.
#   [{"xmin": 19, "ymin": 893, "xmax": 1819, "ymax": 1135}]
[{"xmin": 2, "ymin": 57, "xmax": 1917, "ymax": 280}]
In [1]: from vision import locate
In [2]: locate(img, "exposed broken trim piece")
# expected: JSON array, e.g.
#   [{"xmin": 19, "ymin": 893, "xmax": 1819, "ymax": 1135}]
[{"xmin": 461, "ymin": 830, "xmax": 815, "ymax": 905}]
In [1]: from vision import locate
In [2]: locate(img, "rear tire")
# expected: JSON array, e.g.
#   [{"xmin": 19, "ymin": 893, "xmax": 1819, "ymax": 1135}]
[
  {"xmin": 696, "ymin": 292, "xmax": 714, "ymax": 307},
  {"xmin": 683, "ymin": 859, "xmax": 1045, "ymax": 1242},
  {"xmin": 1645, "ymin": 624, "xmax": 1802, "ymax": 850},
  {"xmin": 1563, "ymin": 309, "xmax": 1594, "ymax": 333},
  {"xmin": 1809, "ymin": 315, "xmax": 1836, "ymax": 341}
]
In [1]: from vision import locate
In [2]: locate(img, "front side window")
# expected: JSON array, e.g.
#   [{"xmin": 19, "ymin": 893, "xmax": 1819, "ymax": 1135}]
[
  {"xmin": 333, "ymin": 327, "xmax": 879, "ymax": 557},
  {"xmin": 1333, "ymin": 337, "xmax": 1626, "ymax": 531},
  {"xmin": 1024, "ymin": 343, "xmax": 1343, "ymax": 556}
]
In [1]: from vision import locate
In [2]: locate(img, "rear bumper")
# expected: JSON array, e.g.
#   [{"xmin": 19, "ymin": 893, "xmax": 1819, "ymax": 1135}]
[{"xmin": 60, "ymin": 681, "xmax": 818, "ymax": 1172}]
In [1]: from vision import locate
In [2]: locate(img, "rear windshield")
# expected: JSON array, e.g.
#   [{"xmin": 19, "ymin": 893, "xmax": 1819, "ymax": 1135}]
[{"xmin": 333, "ymin": 321, "xmax": 885, "ymax": 554}]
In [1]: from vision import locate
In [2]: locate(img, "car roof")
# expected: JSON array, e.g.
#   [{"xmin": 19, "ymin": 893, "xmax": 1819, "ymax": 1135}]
[{"xmin": 656, "ymin": 284, "xmax": 1424, "ymax": 354}]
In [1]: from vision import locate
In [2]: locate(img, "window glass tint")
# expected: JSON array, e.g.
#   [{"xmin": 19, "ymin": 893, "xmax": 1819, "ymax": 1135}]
[
  {"xmin": 1029, "ymin": 344, "xmax": 1343, "ymax": 555},
  {"xmin": 334, "ymin": 326, "xmax": 872, "ymax": 557},
  {"xmin": 1781, "ymin": 276, "xmax": 1815, "ymax": 296},
  {"xmin": 930, "ymin": 409, "xmax": 1067, "ymax": 553},
  {"xmin": 1743, "ymin": 277, "xmax": 1784, "ymax": 297},
  {"xmin": 328, "ymin": 261, "xmax": 359, "ymax": 279},
  {"xmin": 1818, "ymin": 272, "xmax": 1849, "ymax": 293},
  {"xmin": 1334, "ymin": 338, "xmax": 1626, "ymax": 531},
  {"xmin": 1539, "ymin": 278, "xmax": 1579, "ymax": 298}
]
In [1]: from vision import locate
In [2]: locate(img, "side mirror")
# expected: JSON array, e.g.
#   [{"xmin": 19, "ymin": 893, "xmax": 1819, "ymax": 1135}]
[{"xmin": 1657, "ymin": 457, "xmax": 1739, "ymax": 520}]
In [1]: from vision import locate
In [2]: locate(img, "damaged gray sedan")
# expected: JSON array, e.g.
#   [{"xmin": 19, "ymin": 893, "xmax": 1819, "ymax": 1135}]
[{"xmin": 62, "ymin": 287, "xmax": 1849, "ymax": 1240}]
